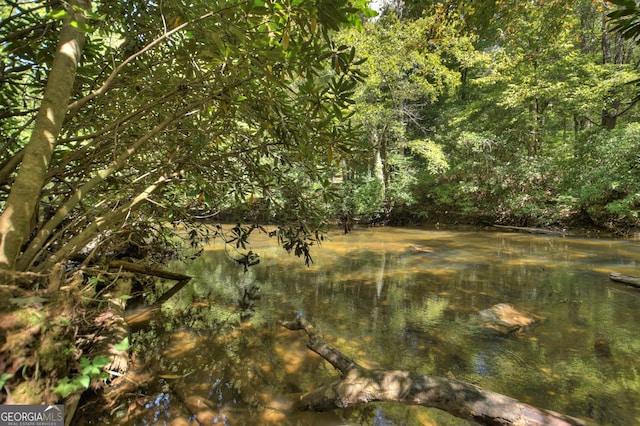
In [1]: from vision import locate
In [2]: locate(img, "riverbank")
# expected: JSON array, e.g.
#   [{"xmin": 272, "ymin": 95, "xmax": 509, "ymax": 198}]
[
  {"xmin": 384, "ymin": 206, "xmax": 640, "ymax": 239},
  {"xmin": 0, "ymin": 268, "xmax": 139, "ymax": 424}
]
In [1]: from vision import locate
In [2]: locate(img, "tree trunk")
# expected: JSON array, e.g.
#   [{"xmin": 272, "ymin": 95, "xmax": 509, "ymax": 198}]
[
  {"xmin": 0, "ymin": 0, "xmax": 89, "ymax": 270},
  {"xmin": 601, "ymin": 100, "xmax": 619, "ymax": 130},
  {"xmin": 281, "ymin": 316, "xmax": 594, "ymax": 426},
  {"xmin": 372, "ymin": 130, "xmax": 386, "ymax": 200}
]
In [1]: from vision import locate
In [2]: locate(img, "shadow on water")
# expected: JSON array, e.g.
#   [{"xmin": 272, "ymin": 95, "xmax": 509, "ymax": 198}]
[{"xmin": 114, "ymin": 227, "xmax": 640, "ymax": 425}]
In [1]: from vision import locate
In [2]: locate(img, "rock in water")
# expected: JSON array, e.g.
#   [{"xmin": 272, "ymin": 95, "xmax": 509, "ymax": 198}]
[{"xmin": 478, "ymin": 303, "xmax": 539, "ymax": 335}]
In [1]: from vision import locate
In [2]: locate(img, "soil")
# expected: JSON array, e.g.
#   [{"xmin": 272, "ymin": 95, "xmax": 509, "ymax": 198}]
[
  {"xmin": 0, "ymin": 268, "xmax": 122, "ymax": 421},
  {"xmin": 1, "ymin": 283, "xmax": 80, "ymax": 405}
]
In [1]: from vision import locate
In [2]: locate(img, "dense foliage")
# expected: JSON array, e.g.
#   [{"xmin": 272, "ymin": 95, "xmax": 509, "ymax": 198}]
[
  {"xmin": 327, "ymin": 0, "xmax": 640, "ymax": 233},
  {"xmin": 0, "ymin": 0, "xmax": 373, "ymax": 272}
]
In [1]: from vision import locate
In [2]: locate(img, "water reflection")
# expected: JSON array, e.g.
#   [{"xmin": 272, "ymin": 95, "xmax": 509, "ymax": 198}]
[{"xmin": 120, "ymin": 227, "xmax": 639, "ymax": 425}]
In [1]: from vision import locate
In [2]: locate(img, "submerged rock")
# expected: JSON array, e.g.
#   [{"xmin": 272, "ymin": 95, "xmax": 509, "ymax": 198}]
[{"xmin": 478, "ymin": 303, "xmax": 540, "ymax": 335}]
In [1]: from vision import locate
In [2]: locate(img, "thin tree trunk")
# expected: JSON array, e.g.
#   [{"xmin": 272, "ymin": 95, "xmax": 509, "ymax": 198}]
[
  {"xmin": 16, "ymin": 100, "xmax": 207, "ymax": 271},
  {"xmin": 0, "ymin": 0, "xmax": 89, "ymax": 270},
  {"xmin": 372, "ymin": 130, "xmax": 386, "ymax": 200},
  {"xmin": 34, "ymin": 174, "xmax": 173, "ymax": 272}
]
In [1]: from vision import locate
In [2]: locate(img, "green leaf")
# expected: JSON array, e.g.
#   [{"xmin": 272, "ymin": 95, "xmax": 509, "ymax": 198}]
[
  {"xmin": 0, "ymin": 373, "xmax": 13, "ymax": 389},
  {"xmin": 80, "ymin": 355, "xmax": 111, "ymax": 377},
  {"xmin": 46, "ymin": 9, "xmax": 70, "ymax": 20},
  {"xmin": 211, "ymin": 32, "xmax": 225, "ymax": 53},
  {"xmin": 81, "ymin": 364, "xmax": 99, "ymax": 376},
  {"xmin": 92, "ymin": 355, "xmax": 112, "ymax": 368},
  {"xmin": 54, "ymin": 378, "xmax": 78, "ymax": 398},
  {"xmin": 76, "ymin": 375, "xmax": 91, "ymax": 389},
  {"xmin": 70, "ymin": 20, "xmax": 93, "ymax": 32},
  {"xmin": 228, "ymin": 25, "xmax": 245, "ymax": 41},
  {"xmin": 114, "ymin": 337, "xmax": 130, "ymax": 352}
]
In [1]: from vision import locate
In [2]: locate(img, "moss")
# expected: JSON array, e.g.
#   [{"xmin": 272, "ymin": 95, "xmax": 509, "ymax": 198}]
[
  {"xmin": 16, "ymin": 307, "xmax": 45, "ymax": 328},
  {"xmin": 38, "ymin": 329, "xmax": 72, "ymax": 374},
  {"xmin": 12, "ymin": 379, "xmax": 45, "ymax": 404},
  {"xmin": 3, "ymin": 324, "xmax": 41, "ymax": 360}
]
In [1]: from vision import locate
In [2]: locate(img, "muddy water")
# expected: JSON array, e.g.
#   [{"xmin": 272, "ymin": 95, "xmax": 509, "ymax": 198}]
[{"xmin": 117, "ymin": 227, "xmax": 640, "ymax": 425}]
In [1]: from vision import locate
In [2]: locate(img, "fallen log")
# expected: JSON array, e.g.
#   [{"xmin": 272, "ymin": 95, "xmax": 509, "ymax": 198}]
[
  {"xmin": 609, "ymin": 272, "xmax": 640, "ymax": 288},
  {"xmin": 493, "ymin": 225, "xmax": 565, "ymax": 235},
  {"xmin": 281, "ymin": 316, "xmax": 593, "ymax": 426}
]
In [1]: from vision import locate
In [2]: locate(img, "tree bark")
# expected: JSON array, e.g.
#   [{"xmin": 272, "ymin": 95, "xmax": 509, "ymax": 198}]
[
  {"xmin": 0, "ymin": 0, "xmax": 89, "ymax": 270},
  {"xmin": 281, "ymin": 316, "xmax": 594, "ymax": 426}
]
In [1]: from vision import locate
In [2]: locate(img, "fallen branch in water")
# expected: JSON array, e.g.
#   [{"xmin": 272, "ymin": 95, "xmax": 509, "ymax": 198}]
[
  {"xmin": 280, "ymin": 316, "xmax": 593, "ymax": 426},
  {"xmin": 609, "ymin": 272, "xmax": 640, "ymax": 288},
  {"xmin": 108, "ymin": 260, "xmax": 191, "ymax": 282},
  {"xmin": 493, "ymin": 224, "xmax": 565, "ymax": 235}
]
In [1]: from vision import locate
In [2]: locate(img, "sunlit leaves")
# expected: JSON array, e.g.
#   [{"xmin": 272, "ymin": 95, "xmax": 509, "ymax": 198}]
[
  {"xmin": 327, "ymin": 11, "xmax": 474, "ymax": 219},
  {"xmin": 0, "ymin": 373, "xmax": 13, "ymax": 390},
  {"xmin": 46, "ymin": 9, "xmax": 71, "ymax": 20},
  {"xmin": 54, "ymin": 355, "xmax": 110, "ymax": 397},
  {"xmin": 567, "ymin": 122, "xmax": 640, "ymax": 227},
  {"xmin": 114, "ymin": 337, "xmax": 130, "ymax": 351},
  {"xmin": 401, "ymin": 139, "xmax": 449, "ymax": 175}
]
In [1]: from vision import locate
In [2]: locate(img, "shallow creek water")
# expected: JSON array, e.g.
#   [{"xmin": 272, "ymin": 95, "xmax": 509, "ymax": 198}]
[{"xmin": 114, "ymin": 227, "xmax": 640, "ymax": 425}]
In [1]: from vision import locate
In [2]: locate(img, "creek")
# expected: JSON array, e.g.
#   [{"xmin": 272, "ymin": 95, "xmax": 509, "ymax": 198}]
[{"xmin": 114, "ymin": 226, "xmax": 640, "ymax": 425}]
